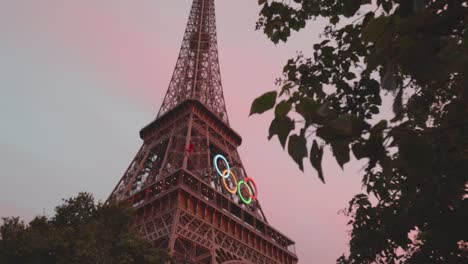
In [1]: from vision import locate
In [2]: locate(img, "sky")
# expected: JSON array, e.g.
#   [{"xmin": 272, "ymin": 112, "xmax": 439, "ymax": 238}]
[{"xmin": 0, "ymin": 1, "xmax": 366, "ymax": 263}]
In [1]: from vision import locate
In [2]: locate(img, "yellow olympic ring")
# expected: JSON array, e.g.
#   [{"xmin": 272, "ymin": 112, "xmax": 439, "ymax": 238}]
[{"xmin": 222, "ymin": 169, "xmax": 238, "ymax": 194}]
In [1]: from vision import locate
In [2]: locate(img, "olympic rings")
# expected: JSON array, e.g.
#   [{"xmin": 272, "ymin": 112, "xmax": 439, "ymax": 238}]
[
  {"xmin": 213, "ymin": 154, "xmax": 231, "ymax": 179},
  {"xmin": 222, "ymin": 169, "xmax": 238, "ymax": 194},
  {"xmin": 213, "ymin": 154, "xmax": 259, "ymax": 204}
]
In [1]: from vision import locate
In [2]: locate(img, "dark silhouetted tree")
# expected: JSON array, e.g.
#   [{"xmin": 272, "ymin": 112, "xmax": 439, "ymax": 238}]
[
  {"xmin": 0, "ymin": 192, "xmax": 172, "ymax": 264},
  {"xmin": 251, "ymin": 0, "xmax": 468, "ymax": 263}
]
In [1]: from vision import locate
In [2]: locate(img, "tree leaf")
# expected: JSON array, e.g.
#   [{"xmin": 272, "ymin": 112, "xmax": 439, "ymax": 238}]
[
  {"xmin": 295, "ymin": 97, "xmax": 322, "ymax": 124},
  {"xmin": 280, "ymin": 83, "xmax": 293, "ymax": 96},
  {"xmin": 382, "ymin": 1, "xmax": 393, "ymax": 13},
  {"xmin": 327, "ymin": 116, "xmax": 354, "ymax": 136},
  {"xmin": 288, "ymin": 134, "xmax": 308, "ymax": 171},
  {"xmin": 381, "ymin": 63, "xmax": 396, "ymax": 91},
  {"xmin": 275, "ymin": 100, "xmax": 292, "ymax": 118},
  {"xmin": 362, "ymin": 16, "xmax": 390, "ymax": 43},
  {"xmin": 316, "ymin": 102, "xmax": 337, "ymax": 121},
  {"xmin": 310, "ymin": 140, "xmax": 325, "ymax": 183},
  {"xmin": 413, "ymin": 0, "xmax": 425, "ymax": 13},
  {"xmin": 371, "ymin": 120, "xmax": 387, "ymax": 132},
  {"xmin": 316, "ymin": 126, "xmax": 335, "ymax": 142},
  {"xmin": 331, "ymin": 140, "xmax": 350, "ymax": 169},
  {"xmin": 326, "ymin": 115, "xmax": 368, "ymax": 137},
  {"xmin": 330, "ymin": 16, "xmax": 339, "ymax": 25},
  {"xmin": 345, "ymin": 72, "xmax": 357, "ymax": 80},
  {"xmin": 250, "ymin": 91, "xmax": 277, "ymax": 116},
  {"xmin": 396, "ymin": 133, "xmax": 433, "ymax": 178},
  {"xmin": 268, "ymin": 116, "xmax": 295, "ymax": 148},
  {"xmin": 392, "ymin": 87, "xmax": 404, "ymax": 121},
  {"xmin": 352, "ymin": 141, "xmax": 368, "ymax": 160}
]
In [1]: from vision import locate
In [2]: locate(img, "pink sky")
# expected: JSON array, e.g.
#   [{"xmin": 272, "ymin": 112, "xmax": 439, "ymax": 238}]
[{"xmin": 0, "ymin": 1, "xmax": 366, "ymax": 263}]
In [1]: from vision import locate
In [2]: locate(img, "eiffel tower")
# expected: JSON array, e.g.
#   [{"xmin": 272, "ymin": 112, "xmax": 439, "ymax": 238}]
[{"xmin": 109, "ymin": 0, "xmax": 298, "ymax": 263}]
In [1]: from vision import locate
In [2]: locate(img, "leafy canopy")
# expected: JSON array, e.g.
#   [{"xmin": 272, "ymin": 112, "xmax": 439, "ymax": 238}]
[
  {"xmin": 0, "ymin": 193, "xmax": 173, "ymax": 264},
  {"xmin": 252, "ymin": 0, "xmax": 468, "ymax": 263}
]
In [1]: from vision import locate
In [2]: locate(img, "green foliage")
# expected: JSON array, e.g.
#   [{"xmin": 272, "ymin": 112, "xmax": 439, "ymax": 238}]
[
  {"xmin": 269, "ymin": 116, "xmax": 295, "ymax": 148},
  {"xmin": 249, "ymin": 90, "xmax": 277, "ymax": 115},
  {"xmin": 253, "ymin": 0, "xmax": 468, "ymax": 263},
  {"xmin": 288, "ymin": 133, "xmax": 308, "ymax": 171},
  {"xmin": 310, "ymin": 140, "xmax": 325, "ymax": 183},
  {"xmin": 0, "ymin": 193, "xmax": 173, "ymax": 264}
]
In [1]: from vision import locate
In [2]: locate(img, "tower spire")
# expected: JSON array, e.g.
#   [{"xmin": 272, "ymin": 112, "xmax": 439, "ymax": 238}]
[{"xmin": 158, "ymin": 0, "xmax": 229, "ymax": 124}]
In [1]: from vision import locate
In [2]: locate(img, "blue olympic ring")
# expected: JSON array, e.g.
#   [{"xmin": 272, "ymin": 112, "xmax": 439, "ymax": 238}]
[{"xmin": 213, "ymin": 154, "xmax": 231, "ymax": 179}]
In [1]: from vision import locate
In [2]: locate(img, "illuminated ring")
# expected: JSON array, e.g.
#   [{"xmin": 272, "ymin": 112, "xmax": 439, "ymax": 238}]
[
  {"xmin": 222, "ymin": 170, "xmax": 238, "ymax": 194},
  {"xmin": 237, "ymin": 180, "xmax": 253, "ymax": 204},
  {"xmin": 213, "ymin": 154, "xmax": 230, "ymax": 178},
  {"xmin": 245, "ymin": 177, "xmax": 258, "ymax": 200}
]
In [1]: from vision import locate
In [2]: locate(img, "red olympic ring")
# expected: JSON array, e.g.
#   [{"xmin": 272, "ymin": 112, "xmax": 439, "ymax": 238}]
[{"xmin": 245, "ymin": 177, "xmax": 258, "ymax": 200}]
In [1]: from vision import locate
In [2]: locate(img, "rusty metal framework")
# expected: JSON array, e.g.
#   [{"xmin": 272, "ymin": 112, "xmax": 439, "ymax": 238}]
[{"xmin": 109, "ymin": 0, "xmax": 298, "ymax": 263}]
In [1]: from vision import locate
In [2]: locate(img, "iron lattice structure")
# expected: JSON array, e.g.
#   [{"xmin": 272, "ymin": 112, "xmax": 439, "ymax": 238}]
[
  {"xmin": 109, "ymin": 0, "xmax": 298, "ymax": 263},
  {"xmin": 157, "ymin": 0, "xmax": 229, "ymax": 124}
]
